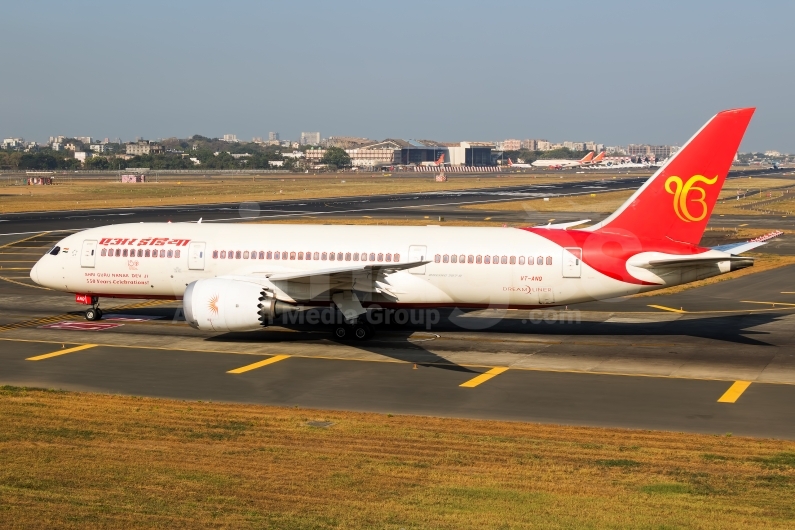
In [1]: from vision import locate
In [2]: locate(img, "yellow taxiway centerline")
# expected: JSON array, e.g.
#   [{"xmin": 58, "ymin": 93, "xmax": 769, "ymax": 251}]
[
  {"xmin": 227, "ymin": 354, "xmax": 290, "ymax": 374},
  {"xmin": 742, "ymin": 301, "xmax": 795, "ymax": 307},
  {"xmin": 717, "ymin": 381, "xmax": 752, "ymax": 403},
  {"xmin": 647, "ymin": 305, "xmax": 687, "ymax": 313},
  {"xmin": 26, "ymin": 344, "xmax": 98, "ymax": 361},
  {"xmin": 460, "ymin": 367, "xmax": 510, "ymax": 388}
]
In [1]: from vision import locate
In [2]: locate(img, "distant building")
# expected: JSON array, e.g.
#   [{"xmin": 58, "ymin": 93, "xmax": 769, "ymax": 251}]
[
  {"xmin": 268, "ymin": 160, "xmax": 284, "ymax": 167},
  {"xmin": 536, "ymin": 140, "xmax": 552, "ymax": 151},
  {"xmin": 222, "ymin": 134, "xmax": 238, "ymax": 142},
  {"xmin": 65, "ymin": 143, "xmax": 78, "ymax": 151},
  {"xmin": 269, "ymin": 132, "xmax": 280, "ymax": 141},
  {"xmin": 2, "ymin": 137, "xmax": 24, "ymax": 149},
  {"xmin": 501, "ymin": 139, "xmax": 522, "ymax": 151},
  {"xmin": 300, "ymin": 132, "xmax": 321, "ymax": 145},
  {"xmin": 51, "ymin": 142, "xmax": 63, "ymax": 151},
  {"xmin": 126, "ymin": 140, "xmax": 163, "ymax": 156},
  {"xmin": 89, "ymin": 144, "xmax": 107, "ymax": 153},
  {"xmin": 229, "ymin": 153, "xmax": 251, "ymax": 160},
  {"xmin": 74, "ymin": 152, "xmax": 91, "ymax": 163},
  {"xmin": 626, "ymin": 144, "xmax": 678, "ymax": 159},
  {"xmin": 76, "ymin": 136, "xmax": 92, "ymax": 145},
  {"xmin": 252, "ymin": 137, "xmax": 264, "ymax": 144},
  {"xmin": 49, "ymin": 135, "xmax": 66, "ymax": 144},
  {"xmin": 765, "ymin": 150, "xmax": 782, "ymax": 157}
]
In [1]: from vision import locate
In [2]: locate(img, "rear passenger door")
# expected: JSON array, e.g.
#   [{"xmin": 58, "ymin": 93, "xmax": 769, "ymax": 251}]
[{"xmin": 562, "ymin": 247, "xmax": 582, "ymax": 278}]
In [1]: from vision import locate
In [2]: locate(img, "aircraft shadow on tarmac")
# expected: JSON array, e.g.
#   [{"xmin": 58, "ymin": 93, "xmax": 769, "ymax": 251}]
[{"xmin": 194, "ymin": 308, "xmax": 787, "ymax": 371}]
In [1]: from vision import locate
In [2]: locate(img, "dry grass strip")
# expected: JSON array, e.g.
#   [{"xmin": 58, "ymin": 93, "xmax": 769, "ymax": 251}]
[
  {"xmin": 1, "ymin": 387, "xmax": 795, "ymax": 529},
  {"xmin": 0, "ymin": 174, "xmax": 618, "ymax": 214}
]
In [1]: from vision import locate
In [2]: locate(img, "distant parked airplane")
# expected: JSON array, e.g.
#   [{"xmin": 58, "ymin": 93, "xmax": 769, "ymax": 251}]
[
  {"xmin": 506, "ymin": 158, "xmax": 532, "ymax": 169},
  {"xmin": 420, "ymin": 153, "xmax": 447, "ymax": 166},
  {"xmin": 532, "ymin": 151, "xmax": 594, "ymax": 169}
]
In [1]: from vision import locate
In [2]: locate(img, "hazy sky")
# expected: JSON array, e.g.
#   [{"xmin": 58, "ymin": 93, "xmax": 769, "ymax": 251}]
[{"xmin": 1, "ymin": 1, "xmax": 793, "ymax": 151}]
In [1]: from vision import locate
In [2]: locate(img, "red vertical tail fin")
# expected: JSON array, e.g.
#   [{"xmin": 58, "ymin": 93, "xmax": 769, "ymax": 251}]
[
  {"xmin": 580, "ymin": 151, "xmax": 594, "ymax": 163},
  {"xmin": 588, "ymin": 108, "xmax": 755, "ymax": 244},
  {"xmin": 592, "ymin": 152, "xmax": 605, "ymax": 163},
  {"xmin": 435, "ymin": 153, "xmax": 445, "ymax": 165}
]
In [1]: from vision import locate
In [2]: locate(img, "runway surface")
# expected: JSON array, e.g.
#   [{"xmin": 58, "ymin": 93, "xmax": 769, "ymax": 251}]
[
  {"xmin": 1, "ymin": 170, "xmax": 790, "ymax": 236},
  {"xmin": 1, "ymin": 231, "xmax": 794, "ymax": 439}
]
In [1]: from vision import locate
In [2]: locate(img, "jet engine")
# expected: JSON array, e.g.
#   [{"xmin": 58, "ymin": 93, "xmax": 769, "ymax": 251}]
[{"xmin": 183, "ymin": 278, "xmax": 296, "ymax": 332}]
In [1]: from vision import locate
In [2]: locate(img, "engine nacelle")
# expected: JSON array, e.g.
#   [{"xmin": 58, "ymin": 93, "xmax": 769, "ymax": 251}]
[{"xmin": 183, "ymin": 278, "xmax": 296, "ymax": 332}]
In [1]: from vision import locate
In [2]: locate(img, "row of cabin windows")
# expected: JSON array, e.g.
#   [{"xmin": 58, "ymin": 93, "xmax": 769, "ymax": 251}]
[
  {"xmin": 101, "ymin": 247, "xmax": 180, "ymax": 258},
  {"xmin": 435, "ymin": 254, "xmax": 553, "ymax": 265},
  {"xmin": 212, "ymin": 250, "xmax": 401, "ymax": 262}
]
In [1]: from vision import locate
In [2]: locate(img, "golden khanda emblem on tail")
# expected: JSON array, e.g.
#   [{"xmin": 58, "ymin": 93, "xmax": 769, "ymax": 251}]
[
  {"xmin": 208, "ymin": 294, "xmax": 220, "ymax": 315},
  {"xmin": 664, "ymin": 175, "xmax": 718, "ymax": 222}
]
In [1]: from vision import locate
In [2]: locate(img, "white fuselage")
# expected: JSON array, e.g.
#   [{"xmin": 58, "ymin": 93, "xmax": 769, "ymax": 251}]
[
  {"xmin": 31, "ymin": 222, "xmax": 721, "ymax": 310},
  {"xmin": 531, "ymin": 159, "xmax": 583, "ymax": 168}
]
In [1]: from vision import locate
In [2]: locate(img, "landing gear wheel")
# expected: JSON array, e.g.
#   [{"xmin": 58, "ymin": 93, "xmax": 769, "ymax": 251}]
[
  {"xmin": 85, "ymin": 308, "xmax": 98, "ymax": 321},
  {"xmin": 333, "ymin": 325, "xmax": 349, "ymax": 340},
  {"xmin": 353, "ymin": 323, "xmax": 372, "ymax": 341},
  {"xmin": 95, "ymin": 308, "xmax": 103, "ymax": 320}
]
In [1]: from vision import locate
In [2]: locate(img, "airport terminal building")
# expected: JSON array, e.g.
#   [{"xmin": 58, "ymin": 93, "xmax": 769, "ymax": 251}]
[{"xmin": 305, "ymin": 139, "xmax": 496, "ymax": 168}]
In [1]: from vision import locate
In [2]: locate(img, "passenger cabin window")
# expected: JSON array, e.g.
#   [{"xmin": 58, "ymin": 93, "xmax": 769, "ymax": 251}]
[
  {"xmin": 537, "ymin": 256, "xmax": 543, "ymax": 265},
  {"xmin": 345, "ymin": 252, "xmax": 351, "ymax": 261},
  {"xmin": 509, "ymin": 256, "xmax": 516, "ymax": 264},
  {"xmin": 546, "ymin": 256, "xmax": 552, "ymax": 265},
  {"xmin": 386, "ymin": 253, "xmax": 392, "ymax": 262},
  {"xmin": 175, "ymin": 250, "xmax": 181, "ymax": 258},
  {"xmin": 243, "ymin": 251, "xmax": 249, "ymax": 259},
  {"xmin": 290, "ymin": 252, "xmax": 296, "ymax": 260},
  {"xmin": 476, "ymin": 255, "xmax": 482, "ymax": 264},
  {"xmin": 235, "ymin": 251, "xmax": 241, "ymax": 259},
  {"xmin": 440, "ymin": 255, "xmax": 446, "ymax": 263},
  {"xmin": 160, "ymin": 250, "xmax": 166, "ymax": 258},
  {"xmin": 369, "ymin": 253, "xmax": 375, "ymax": 261},
  {"xmin": 501, "ymin": 256, "xmax": 507, "ymax": 264},
  {"xmin": 394, "ymin": 253, "xmax": 400, "ymax": 261},
  {"xmin": 314, "ymin": 252, "xmax": 320, "ymax": 260},
  {"xmin": 450, "ymin": 255, "xmax": 457, "ymax": 263},
  {"xmin": 167, "ymin": 250, "xmax": 173, "ymax": 258},
  {"xmin": 353, "ymin": 253, "xmax": 359, "ymax": 261},
  {"xmin": 329, "ymin": 252, "xmax": 335, "ymax": 261},
  {"xmin": 518, "ymin": 256, "xmax": 525, "ymax": 265},
  {"xmin": 101, "ymin": 248, "xmax": 107, "ymax": 256},
  {"xmin": 484, "ymin": 255, "xmax": 490, "ymax": 264}
]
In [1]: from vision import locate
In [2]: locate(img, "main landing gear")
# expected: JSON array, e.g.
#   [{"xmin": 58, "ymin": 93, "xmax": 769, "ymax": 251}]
[
  {"xmin": 333, "ymin": 320, "xmax": 373, "ymax": 341},
  {"xmin": 331, "ymin": 291, "xmax": 373, "ymax": 341}
]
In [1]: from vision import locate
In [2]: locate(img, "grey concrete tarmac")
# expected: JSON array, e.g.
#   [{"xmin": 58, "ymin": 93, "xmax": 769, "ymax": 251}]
[{"xmin": 3, "ymin": 341, "xmax": 795, "ymax": 439}]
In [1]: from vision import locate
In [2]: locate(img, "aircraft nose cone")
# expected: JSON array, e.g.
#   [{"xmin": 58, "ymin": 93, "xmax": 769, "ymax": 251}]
[{"xmin": 29, "ymin": 261, "xmax": 40, "ymax": 285}]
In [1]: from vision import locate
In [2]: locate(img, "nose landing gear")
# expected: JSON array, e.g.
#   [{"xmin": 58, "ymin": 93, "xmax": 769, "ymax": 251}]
[{"xmin": 85, "ymin": 303, "xmax": 103, "ymax": 321}]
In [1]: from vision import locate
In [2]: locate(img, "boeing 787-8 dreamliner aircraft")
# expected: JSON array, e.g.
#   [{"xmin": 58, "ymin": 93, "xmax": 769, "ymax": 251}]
[{"xmin": 31, "ymin": 108, "xmax": 761, "ymax": 340}]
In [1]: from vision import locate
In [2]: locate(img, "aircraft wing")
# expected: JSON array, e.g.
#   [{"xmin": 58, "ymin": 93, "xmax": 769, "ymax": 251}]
[
  {"xmin": 711, "ymin": 241, "xmax": 767, "ymax": 255},
  {"xmin": 266, "ymin": 260, "xmax": 429, "ymax": 282}
]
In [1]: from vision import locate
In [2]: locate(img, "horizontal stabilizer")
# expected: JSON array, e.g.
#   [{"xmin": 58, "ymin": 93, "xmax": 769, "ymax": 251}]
[
  {"xmin": 629, "ymin": 252, "xmax": 753, "ymax": 269},
  {"xmin": 711, "ymin": 241, "xmax": 767, "ymax": 255},
  {"xmin": 538, "ymin": 219, "xmax": 591, "ymax": 230}
]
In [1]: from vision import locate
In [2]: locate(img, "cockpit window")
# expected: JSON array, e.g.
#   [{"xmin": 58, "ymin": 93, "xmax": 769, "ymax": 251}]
[{"xmin": 49, "ymin": 246, "xmax": 61, "ymax": 256}]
